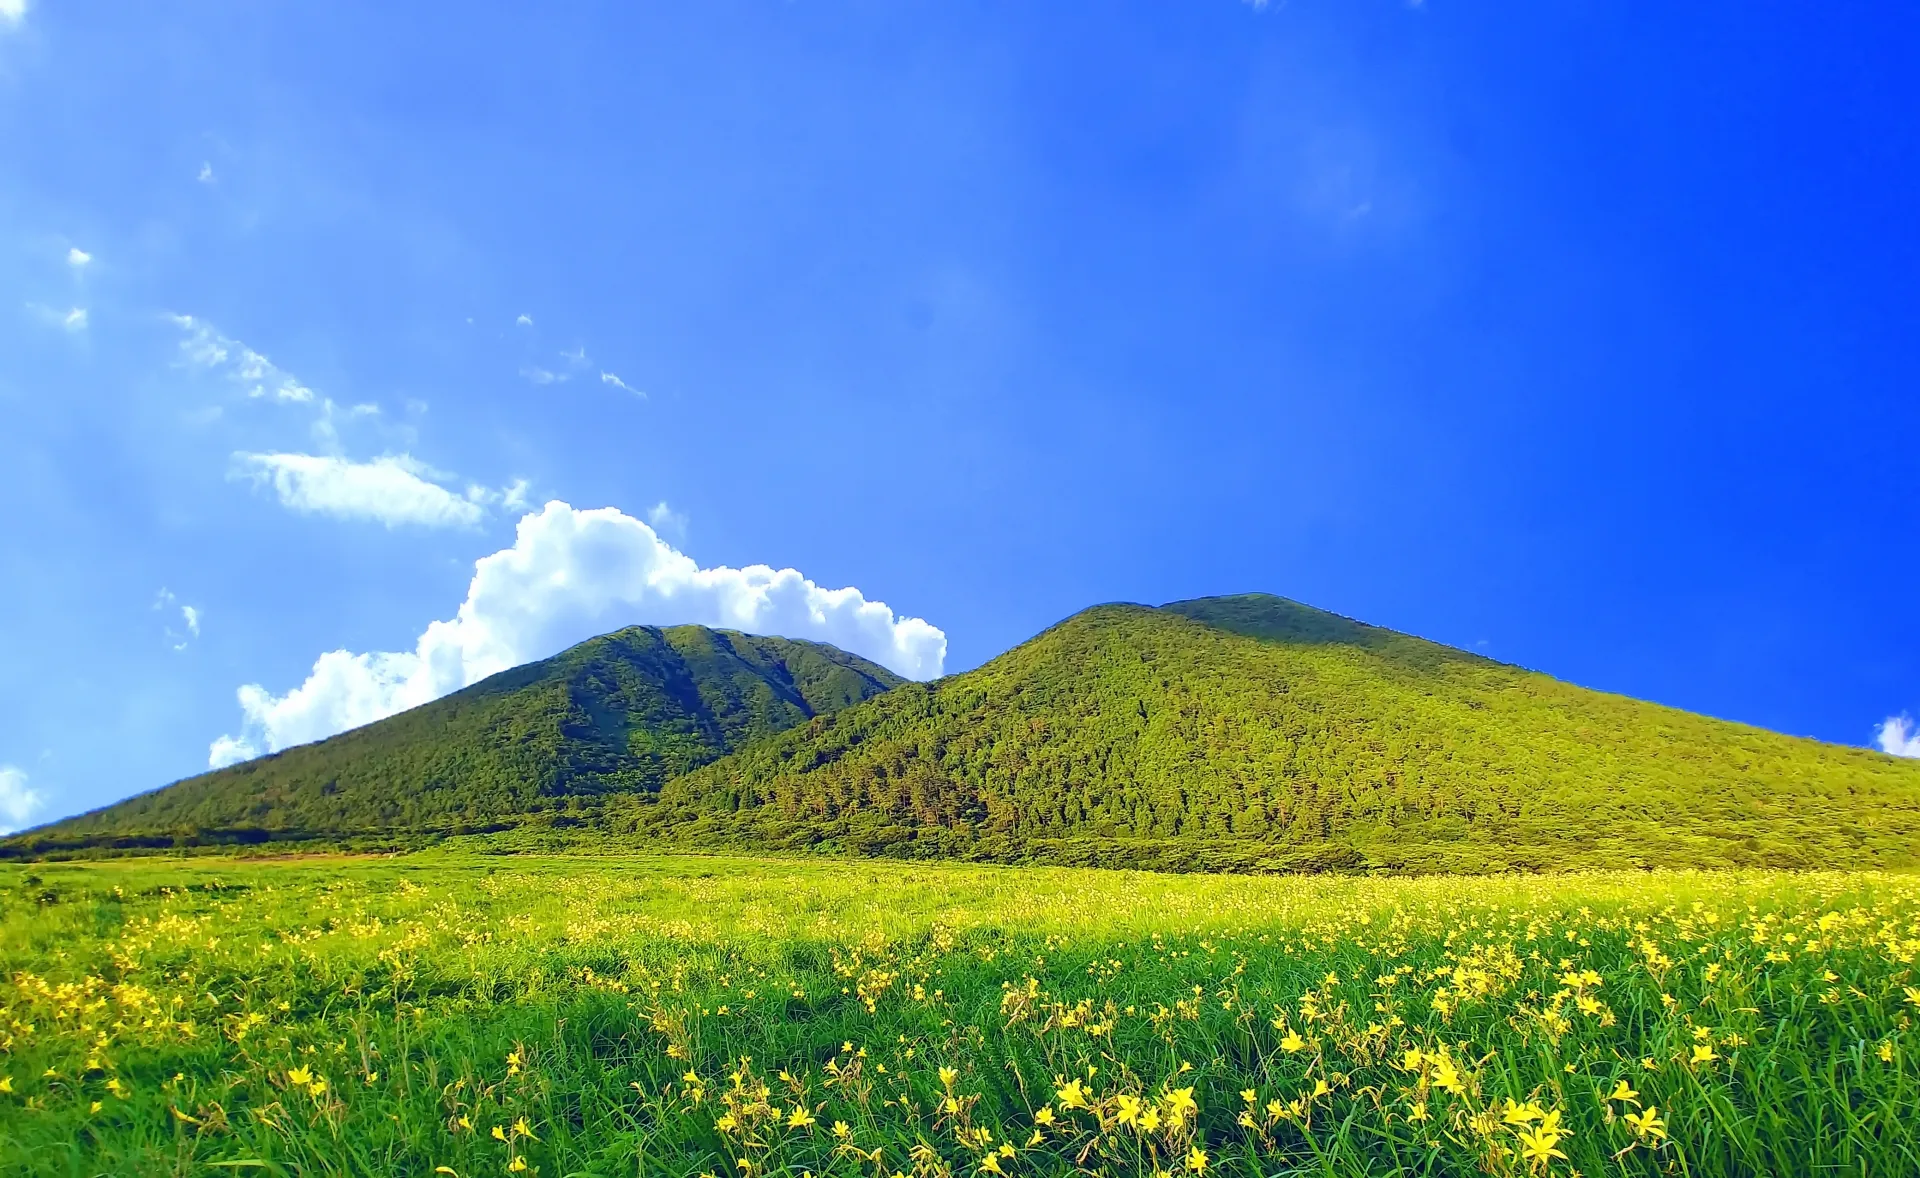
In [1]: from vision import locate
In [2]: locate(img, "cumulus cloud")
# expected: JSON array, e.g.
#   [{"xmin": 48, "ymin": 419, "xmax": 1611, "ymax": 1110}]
[
  {"xmin": 648, "ymin": 500, "xmax": 688, "ymax": 538},
  {"xmin": 0, "ymin": 0, "xmax": 25, "ymax": 28},
  {"xmin": 1875, "ymin": 715, "xmax": 1920, "ymax": 758},
  {"xmin": 182, "ymin": 605, "xmax": 201, "ymax": 637},
  {"xmin": 169, "ymin": 313, "xmax": 316, "ymax": 403},
  {"xmin": 0, "ymin": 766, "xmax": 41, "ymax": 835},
  {"xmin": 209, "ymin": 501, "xmax": 947, "ymax": 765},
  {"xmin": 67, "ymin": 247, "xmax": 91, "ymax": 267},
  {"xmin": 232, "ymin": 452, "xmax": 492, "ymax": 529},
  {"xmin": 515, "ymin": 313, "xmax": 533, "ymax": 327}
]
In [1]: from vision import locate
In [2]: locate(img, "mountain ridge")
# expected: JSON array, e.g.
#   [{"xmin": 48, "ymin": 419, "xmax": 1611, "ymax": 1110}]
[{"xmin": 17, "ymin": 594, "xmax": 1920, "ymax": 873}]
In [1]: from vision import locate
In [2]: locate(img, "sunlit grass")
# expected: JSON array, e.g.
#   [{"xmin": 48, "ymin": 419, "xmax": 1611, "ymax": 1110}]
[{"xmin": 1, "ymin": 853, "xmax": 1915, "ymax": 1176}]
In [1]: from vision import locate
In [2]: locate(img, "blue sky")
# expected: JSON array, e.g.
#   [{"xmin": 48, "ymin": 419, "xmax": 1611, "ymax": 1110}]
[{"xmin": 4, "ymin": 1, "xmax": 1919, "ymax": 828}]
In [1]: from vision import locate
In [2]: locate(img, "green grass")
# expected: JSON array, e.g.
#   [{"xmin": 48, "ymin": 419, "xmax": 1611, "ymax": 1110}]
[{"xmin": 2, "ymin": 852, "xmax": 1916, "ymax": 1176}]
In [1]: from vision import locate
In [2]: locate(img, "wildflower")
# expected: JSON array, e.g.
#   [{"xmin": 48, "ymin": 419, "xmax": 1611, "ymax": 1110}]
[
  {"xmin": 1878, "ymin": 1041, "xmax": 1895, "ymax": 1063},
  {"xmin": 1408, "ymin": 1100, "xmax": 1429, "ymax": 1123},
  {"xmin": 1624, "ymin": 1106, "xmax": 1667, "ymax": 1140},
  {"xmin": 1162, "ymin": 1087, "xmax": 1198, "ymax": 1121},
  {"xmin": 1033, "ymin": 1107, "xmax": 1055, "ymax": 1126},
  {"xmin": 1501, "ymin": 1099, "xmax": 1544, "ymax": 1126},
  {"xmin": 0, "ymin": 1077, "xmax": 12, "ymax": 1094},
  {"xmin": 513, "ymin": 1117, "xmax": 537, "ymax": 1141},
  {"xmin": 979, "ymin": 1157, "xmax": 1005, "ymax": 1177},
  {"xmin": 1114, "ymin": 1093, "xmax": 1143, "ymax": 1127},
  {"xmin": 833, "ymin": 1120, "xmax": 851, "ymax": 1140},
  {"xmin": 1055, "ymin": 1078, "xmax": 1090, "ymax": 1110},
  {"xmin": 492, "ymin": 1126, "xmax": 508, "ymax": 1142},
  {"xmin": 788, "ymin": 1105, "xmax": 816, "ymax": 1129},
  {"xmin": 1280, "ymin": 1030, "xmax": 1307, "ymax": 1053},
  {"xmin": 1690, "ymin": 1043, "xmax": 1719, "ymax": 1067},
  {"xmin": 1517, "ymin": 1120, "xmax": 1568, "ymax": 1169},
  {"xmin": 1606, "ymin": 1080, "xmax": 1639, "ymax": 1104},
  {"xmin": 1241, "ymin": 1088, "xmax": 1257, "ymax": 1105},
  {"xmin": 507, "ymin": 1158, "xmax": 528, "ymax": 1174},
  {"xmin": 940, "ymin": 1066, "xmax": 959, "ymax": 1088},
  {"xmin": 1186, "ymin": 1145, "xmax": 1209, "ymax": 1173}
]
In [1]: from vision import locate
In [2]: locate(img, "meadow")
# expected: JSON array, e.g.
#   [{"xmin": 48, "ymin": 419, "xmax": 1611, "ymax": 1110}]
[{"xmin": 1, "ymin": 853, "xmax": 1916, "ymax": 1177}]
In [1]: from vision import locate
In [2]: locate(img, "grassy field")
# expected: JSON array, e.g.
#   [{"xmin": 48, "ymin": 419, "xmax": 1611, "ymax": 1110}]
[{"xmin": 1, "ymin": 854, "xmax": 1916, "ymax": 1176}]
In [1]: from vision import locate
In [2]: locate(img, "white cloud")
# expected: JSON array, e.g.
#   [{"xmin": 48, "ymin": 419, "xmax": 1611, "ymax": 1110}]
[
  {"xmin": 67, "ymin": 247, "xmax": 92, "ymax": 268},
  {"xmin": 209, "ymin": 501, "xmax": 946, "ymax": 763},
  {"xmin": 62, "ymin": 307, "xmax": 87, "ymax": 331},
  {"xmin": 520, "ymin": 366, "xmax": 560, "ymax": 385},
  {"xmin": 154, "ymin": 589, "xmax": 201, "ymax": 650},
  {"xmin": 0, "ymin": 0, "xmax": 26, "ymax": 28},
  {"xmin": 207, "ymin": 735, "xmax": 258, "ymax": 770},
  {"xmin": 1875, "ymin": 715, "xmax": 1920, "ymax": 757},
  {"xmin": 515, "ymin": 313, "xmax": 533, "ymax": 327},
  {"xmin": 233, "ymin": 452, "xmax": 490, "ymax": 529},
  {"xmin": 197, "ymin": 162, "xmax": 215, "ymax": 183},
  {"xmin": 0, "ymin": 766, "xmax": 41, "ymax": 835},
  {"xmin": 648, "ymin": 500, "xmax": 688, "ymax": 538},
  {"xmin": 601, "ymin": 371, "xmax": 644, "ymax": 397},
  {"xmin": 182, "ymin": 605, "xmax": 201, "ymax": 637},
  {"xmin": 168, "ymin": 313, "xmax": 315, "ymax": 403}
]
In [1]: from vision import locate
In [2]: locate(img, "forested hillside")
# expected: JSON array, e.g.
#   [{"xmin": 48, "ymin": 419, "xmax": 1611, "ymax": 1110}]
[
  {"xmin": 632, "ymin": 595, "xmax": 1920, "ymax": 872},
  {"xmin": 22, "ymin": 626, "xmax": 901, "ymax": 848}
]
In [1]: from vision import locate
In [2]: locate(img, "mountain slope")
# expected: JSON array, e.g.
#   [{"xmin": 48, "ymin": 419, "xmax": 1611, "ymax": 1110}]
[
  {"xmin": 32, "ymin": 626, "xmax": 903, "ymax": 845},
  {"xmin": 635, "ymin": 595, "xmax": 1920, "ymax": 871}
]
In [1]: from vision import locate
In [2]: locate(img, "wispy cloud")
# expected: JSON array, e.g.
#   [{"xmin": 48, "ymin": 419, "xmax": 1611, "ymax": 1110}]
[
  {"xmin": 1876, "ymin": 715, "xmax": 1920, "ymax": 757},
  {"xmin": 197, "ymin": 162, "xmax": 216, "ymax": 183},
  {"xmin": 168, "ymin": 313, "xmax": 315, "ymax": 403},
  {"xmin": 154, "ymin": 589, "xmax": 202, "ymax": 650},
  {"xmin": 601, "ymin": 371, "xmax": 644, "ymax": 397},
  {"xmin": 62, "ymin": 307, "xmax": 87, "ymax": 331},
  {"xmin": 232, "ymin": 452, "xmax": 493, "ymax": 529},
  {"xmin": 0, "ymin": 0, "xmax": 27, "ymax": 30},
  {"xmin": 520, "ymin": 366, "xmax": 559, "ymax": 385}
]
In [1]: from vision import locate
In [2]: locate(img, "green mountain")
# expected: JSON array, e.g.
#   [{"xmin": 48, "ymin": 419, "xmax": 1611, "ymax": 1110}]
[
  {"xmin": 28, "ymin": 625, "xmax": 903, "ymax": 848},
  {"xmin": 626, "ymin": 595, "xmax": 1920, "ymax": 872},
  {"xmin": 21, "ymin": 594, "xmax": 1920, "ymax": 873}
]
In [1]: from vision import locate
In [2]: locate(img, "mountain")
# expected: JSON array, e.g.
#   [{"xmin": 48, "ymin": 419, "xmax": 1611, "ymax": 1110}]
[
  {"xmin": 26, "ymin": 625, "xmax": 903, "ymax": 848},
  {"xmin": 628, "ymin": 595, "xmax": 1920, "ymax": 872}
]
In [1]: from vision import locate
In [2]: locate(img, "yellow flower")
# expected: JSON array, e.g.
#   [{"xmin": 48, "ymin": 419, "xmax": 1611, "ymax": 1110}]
[
  {"xmin": 1033, "ymin": 1107, "xmax": 1055, "ymax": 1126},
  {"xmin": 1625, "ymin": 1106, "xmax": 1667, "ymax": 1140},
  {"xmin": 787, "ymin": 1106, "xmax": 816, "ymax": 1129},
  {"xmin": 979, "ymin": 1157, "xmax": 1005, "ymax": 1177},
  {"xmin": 1162, "ymin": 1087, "xmax": 1198, "ymax": 1121},
  {"xmin": 507, "ymin": 1158, "xmax": 528, "ymax": 1174},
  {"xmin": 1606, "ymin": 1080, "xmax": 1639, "ymax": 1104},
  {"xmin": 288, "ymin": 1065, "xmax": 313, "ymax": 1087},
  {"xmin": 1878, "ymin": 1041, "xmax": 1896, "ymax": 1063},
  {"xmin": 492, "ymin": 1125, "xmax": 508, "ymax": 1142},
  {"xmin": 1186, "ymin": 1145, "xmax": 1209, "ymax": 1173},
  {"xmin": 1114, "ymin": 1093, "xmax": 1143, "ymax": 1127},
  {"xmin": 1408, "ymin": 1100, "xmax": 1429, "ymax": 1123},
  {"xmin": 513, "ymin": 1117, "xmax": 537, "ymax": 1141},
  {"xmin": 1280, "ymin": 1030, "xmax": 1307, "ymax": 1053},
  {"xmin": 1501, "ymin": 1099, "xmax": 1544, "ymax": 1125},
  {"xmin": 1240, "ymin": 1088, "xmax": 1257, "ymax": 1105},
  {"xmin": 1517, "ymin": 1124, "xmax": 1567, "ymax": 1169},
  {"xmin": 1055, "ymin": 1079, "xmax": 1090, "ymax": 1110},
  {"xmin": 1690, "ymin": 1043, "xmax": 1719, "ymax": 1067},
  {"xmin": 940, "ymin": 1066, "xmax": 959, "ymax": 1089},
  {"xmin": 833, "ymin": 1120, "xmax": 851, "ymax": 1140}
]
